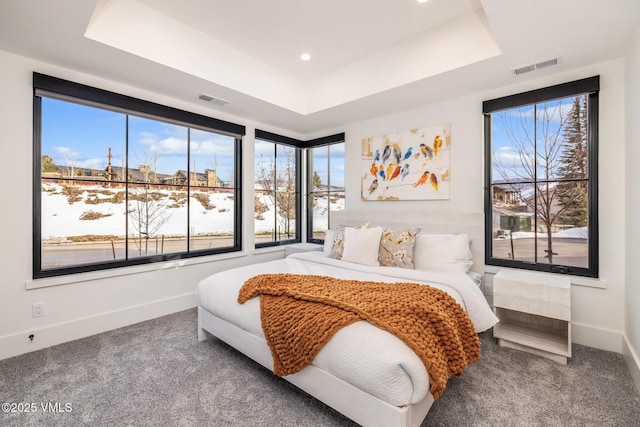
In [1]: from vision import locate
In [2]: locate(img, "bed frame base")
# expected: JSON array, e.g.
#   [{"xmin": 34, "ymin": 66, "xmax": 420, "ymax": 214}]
[{"xmin": 198, "ymin": 307, "xmax": 433, "ymax": 427}]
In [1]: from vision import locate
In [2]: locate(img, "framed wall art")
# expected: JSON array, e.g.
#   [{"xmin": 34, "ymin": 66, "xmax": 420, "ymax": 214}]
[{"xmin": 361, "ymin": 123, "xmax": 451, "ymax": 201}]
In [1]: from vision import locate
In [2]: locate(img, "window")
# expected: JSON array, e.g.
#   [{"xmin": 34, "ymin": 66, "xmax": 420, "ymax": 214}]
[
  {"xmin": 483, "ymin": 76, "xmax": 599, "ymax": 277},
  {"xmin": 34, "ymin": 73, "xmax": 244, "ymax": 278},
  {"xmin": 307, "ymin": 138, "xmax": 346, "ymax": 243},
  {"xmin": 254, "ymin": 130, "xmax": 301, "ymax": 247}
]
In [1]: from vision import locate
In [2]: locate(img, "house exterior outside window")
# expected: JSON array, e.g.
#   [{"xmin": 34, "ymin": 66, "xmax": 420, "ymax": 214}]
[
  {"xmin": 483, "ymin": 76, "xmax": 599, "ymax": 278},
  {"xmin": 34, "ymin": 73, "xmax": 244, "ymax": 278}
]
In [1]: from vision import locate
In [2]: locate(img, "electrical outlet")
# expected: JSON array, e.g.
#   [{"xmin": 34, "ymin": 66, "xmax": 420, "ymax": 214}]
[{"xmin": 32, "ymin": 302, "xmax": 46, "ymax": 318}]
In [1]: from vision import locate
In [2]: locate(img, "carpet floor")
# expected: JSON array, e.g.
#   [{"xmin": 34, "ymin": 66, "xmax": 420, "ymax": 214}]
[{"xmin": 1, "ymin": 308, "xmax": 638, "ymax": 426}]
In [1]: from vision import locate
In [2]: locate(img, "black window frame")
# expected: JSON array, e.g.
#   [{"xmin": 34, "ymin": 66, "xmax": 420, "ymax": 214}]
[
  {"xmin": 33, "ymin": 73, "xmax": 245, "ymax": 279},
  {"xmin": 254, "ymin": 129, "xmax": 302, "ymax": 248},
  {"xmin": 306, "ymin": 134, "xmax": 346, "ymax": 244},
  {"xmin": 483, "ymin": 76, "xmax": 599, "ymax": 278},
  {"xmin": 254, "ymin": 130, "xmax": 345, "ymax": 247}
]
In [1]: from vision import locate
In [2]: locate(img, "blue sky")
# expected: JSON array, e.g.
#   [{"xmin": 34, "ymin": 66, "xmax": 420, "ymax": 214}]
[
  {"xmin": 42, "ymin": 97, "xmax": 345, "ymax": 187},
  {"xmin": 42, "ymin": 97, "xmax": 236, "ymax": 181},
  {"xmin": 490, "ymin": 96, "xmax": 578, "ymax": 183}
]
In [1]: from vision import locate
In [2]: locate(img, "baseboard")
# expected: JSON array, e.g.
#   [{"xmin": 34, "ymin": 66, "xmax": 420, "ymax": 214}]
[
  {"xmin": 571, "ymin": 322, "xmax": 622, "ymax": 353},
  {"xmin": 0, "ymin": 292, "xmax": 197, "ymax": 361},
  {"xmin": 622, "ymin": 334, "xmax": 640, "ymax": 395}
]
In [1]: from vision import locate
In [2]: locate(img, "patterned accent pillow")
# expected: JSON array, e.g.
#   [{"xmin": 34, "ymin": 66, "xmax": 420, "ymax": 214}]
[
  {"xmin": 378, "ymin": 226, "xmax": 422, "ymax": 269},
  {"xmin": 328, "ymin": 223, "xmax": 369, "ymax": 259}
]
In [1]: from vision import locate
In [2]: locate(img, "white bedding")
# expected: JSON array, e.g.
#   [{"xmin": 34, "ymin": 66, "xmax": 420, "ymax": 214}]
[{"xmin": 196, "ymin": 252, "xmax": 498, "ymax": 407}]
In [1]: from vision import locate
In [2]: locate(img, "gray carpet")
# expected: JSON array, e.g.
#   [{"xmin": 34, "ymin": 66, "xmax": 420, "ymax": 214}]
[{"xmin": 0, "ymin": 308, "xmax": 638, "ymax": 427}]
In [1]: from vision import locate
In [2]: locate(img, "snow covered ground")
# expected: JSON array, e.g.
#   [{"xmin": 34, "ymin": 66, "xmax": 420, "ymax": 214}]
[
  {"xmin": 508, "ymin": 227, "xmax": 588, "ymax": 240},
  {"xmin": 41, "ymin": 183, "xmax": 343, "ymax": 240}
]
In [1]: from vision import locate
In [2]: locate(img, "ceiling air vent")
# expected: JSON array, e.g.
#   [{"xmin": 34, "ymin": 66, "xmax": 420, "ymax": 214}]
[
  {"xmin": 511, "ymin": 57, "xmax": 561, "ymax": 76},
  {"xmin": 198, "ymin": 93, "xmax": 229, "ymax": 106}
]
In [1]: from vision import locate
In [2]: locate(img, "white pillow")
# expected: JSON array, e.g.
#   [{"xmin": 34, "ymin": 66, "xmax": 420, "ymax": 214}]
[
  {"xmin": 328, "ymin": 223, "xmax": 369, "ymax": 259},
  {"xmin": 341, "ymin": 226, "xmax": 383, "ymax": 266},
  {"xmin": 323, "ymin": 229, "xmax": 336, "ymax": 255},
  {"xmin": 413, "ymin": 233, "xmax": 473, "ymax": 273}
]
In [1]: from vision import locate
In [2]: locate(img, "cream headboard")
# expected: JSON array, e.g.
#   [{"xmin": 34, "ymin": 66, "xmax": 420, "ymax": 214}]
[{"xmin": 331, "ymin": 211, "xmax": 485, "ymax": 274}]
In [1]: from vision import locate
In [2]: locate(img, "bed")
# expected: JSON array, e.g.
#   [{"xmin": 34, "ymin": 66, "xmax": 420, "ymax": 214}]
[{"xmin": 197, "ymin": 213, "xmax": 498, "ymax": 427}]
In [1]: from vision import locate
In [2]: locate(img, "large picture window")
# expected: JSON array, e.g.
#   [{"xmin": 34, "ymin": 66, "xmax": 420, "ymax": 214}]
[
  {"xmin": 254, "ymin": 130, "xmax": 301, "ymax": 247},
  {"xmin": 307, "ymin": 138, "xmax": 345, "ymax": 243},
  {"xmin": 34, "ymin": 73, "xmax": 244, "ymax": 278},
  {"xmin": 483, "ymin": 76, "xmax": 599, "ymax": 277}
]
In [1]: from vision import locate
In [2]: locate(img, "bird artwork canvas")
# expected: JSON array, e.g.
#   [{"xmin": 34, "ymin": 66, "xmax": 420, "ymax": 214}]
[{"xmin": 361, "ymin": 124, "xmax": 451, "ymax": 200}]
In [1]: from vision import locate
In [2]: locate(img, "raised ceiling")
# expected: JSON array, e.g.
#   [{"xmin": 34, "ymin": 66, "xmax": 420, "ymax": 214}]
[{"xmin": 1, "ymin": 0, "xmax": 639, "ymax": 134}]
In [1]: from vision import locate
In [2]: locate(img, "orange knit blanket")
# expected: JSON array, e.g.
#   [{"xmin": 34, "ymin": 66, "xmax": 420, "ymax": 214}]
[{"xmin": 238, "ymin": 274, "xmax": 480, "ymax": 399}]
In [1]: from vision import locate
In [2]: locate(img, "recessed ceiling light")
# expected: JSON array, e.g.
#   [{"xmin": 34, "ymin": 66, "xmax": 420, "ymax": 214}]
[
  {"xmin": 417, "ymin": 0, "xmax": 429, "ymax": 3},
  {"xmin": 301, "ymin": 53, "xmax": 311, "ymax": 61}
]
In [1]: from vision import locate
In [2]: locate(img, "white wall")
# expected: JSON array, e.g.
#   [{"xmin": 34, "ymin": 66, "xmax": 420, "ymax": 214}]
[
  {"xmin": 341, "ymin": 59, "xmax": 627, "ymax": 352},
  {"xmin": 0, "ymin": 49, "xmax": 301, "ymax": 361},
  {"xmin": 624, "ymin": 26, "xmax": 640, "ymax": 391},
  {"xmin": 0, "ymin": 47, "xmax": 633, "ymax": 362}
]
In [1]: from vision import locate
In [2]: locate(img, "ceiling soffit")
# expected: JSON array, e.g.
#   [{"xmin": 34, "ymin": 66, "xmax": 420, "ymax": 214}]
[{"xmin": 85, "ymin": 0, "xmax": 500, "ymax": 115}]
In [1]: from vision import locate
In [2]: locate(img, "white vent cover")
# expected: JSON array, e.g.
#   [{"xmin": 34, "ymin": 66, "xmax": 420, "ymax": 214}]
[
  {"xmin": 198, "ymin": 93, "xmax": 229, "ymax": 106},
  {"xmin": 511, "ymin": 57, "xmax": 561, "ymax": 76}
]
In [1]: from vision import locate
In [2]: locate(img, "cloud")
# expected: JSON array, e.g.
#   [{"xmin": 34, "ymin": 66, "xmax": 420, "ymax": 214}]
[
  {"xmin": 52, "ymin": 146, "xmax": 80, "ymax": 160},
  {"xmin": 494, "ymin": 146, "xmax": 521, "ymax": 164},
  {"xmin": 191, "ymin": 140, "xmax": 235, "ymax": 157},
  {"xmin": 52, "ymin": 146, "xmax": 104, "ymax": 169},
  {"xmin": 137, "ymin": 135, "xmax": 187, "ymax": 155}
]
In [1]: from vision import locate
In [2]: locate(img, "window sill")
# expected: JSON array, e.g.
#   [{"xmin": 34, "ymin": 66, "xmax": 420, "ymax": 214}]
[
  {"xmin": 252, "ymin": 246, "xmax": 286, "ymax": 255},
  {"xmin": 26, "ymin": 250, "xmax": 250, "ymax": 290},
  {"xmin": 483, "ymin": 265, "xmax": 607, "ymax": 289}
]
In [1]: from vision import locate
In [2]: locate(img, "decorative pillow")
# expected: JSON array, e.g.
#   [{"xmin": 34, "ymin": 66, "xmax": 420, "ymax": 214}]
[
  {"xmin": 328, "ymin": 227, "xmax": 347, "ymax": 259},
  {"xmin": 328, "ymin": 223, "xmax": 369, "ymax": 259},
  {"xmin": 378, "ymin": 226, "xmax": 422, "ymax": 269},
  {"xmin": 341, "ymin": 226, "xmax": 384, "ymax": 266},
  {"xmin": 323, "ymin": 229, "xmax": 336, "ymax": 255},
  {"xmin": 413, "ymin": 233, "xmax": 473, "ymax": 273}
]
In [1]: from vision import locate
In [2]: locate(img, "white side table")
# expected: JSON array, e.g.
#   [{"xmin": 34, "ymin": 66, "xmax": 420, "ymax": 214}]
[
  {"xmin": 492, "ymin": 269, "xmax": 571, "ymax": 364},
  {"xmin": 284, "ymin": 243, "xmax": 323, "ymax": 257}
]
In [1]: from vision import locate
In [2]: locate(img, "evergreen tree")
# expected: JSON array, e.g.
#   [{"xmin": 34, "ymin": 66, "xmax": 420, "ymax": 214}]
[
  {"xmin": 557, "ymin": 96, "xmax": 588, "ymax": 227},
  {"xmin": 42, "ymin": 155, "xmax": 58, "ymax": 172},
  {"xmin": 312, "ymin": 170, "xmax": 322, "ymax": 190}
]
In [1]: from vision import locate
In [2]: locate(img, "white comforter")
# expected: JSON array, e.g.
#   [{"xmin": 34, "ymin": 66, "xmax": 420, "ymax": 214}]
[{"xmin": 196, "ymin": 252, "xmax": 498, "ymax": 406}]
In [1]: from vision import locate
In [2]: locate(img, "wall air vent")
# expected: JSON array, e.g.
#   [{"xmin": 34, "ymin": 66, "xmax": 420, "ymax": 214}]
[
  {"xmin": 511, "ymin": 57, "xmax": 561, "ymax": 76},
  {"xmin": 198, "ymin": 93, "xmax": 229, "ymax": 106}
]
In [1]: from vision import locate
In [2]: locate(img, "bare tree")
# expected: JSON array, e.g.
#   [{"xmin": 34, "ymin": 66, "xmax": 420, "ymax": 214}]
[
  {"xmin": 256, "ymin": 149, "xmax": 296, "ymax": 240},
  {"xmin": 493, "ymin": 98, "xmax": 588, "ymax": 263},
  {"xmin": 128, "ymin": 153, "xmax": 172, "ymax": 255}
]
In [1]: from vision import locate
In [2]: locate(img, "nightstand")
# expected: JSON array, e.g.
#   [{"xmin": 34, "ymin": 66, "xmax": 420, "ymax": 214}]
[
  {"xmin": 284, "ymin": 243, "xmax": 323, "ymax": 257},
  {"xmin": 492, "ymin": 269, "xmax": 571, "ymax": 364}
]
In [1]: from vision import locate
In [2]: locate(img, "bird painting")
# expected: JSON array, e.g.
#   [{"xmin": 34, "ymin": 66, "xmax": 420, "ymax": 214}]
[
  {"xmin": 429, "ymin": 173, "xmax": 438, "ymax": 191},
  {"xmin": 386, "ymin": 164, "xmax": 394, "ymax": 180},
  {"xmin": 368, "ymin": 179, "xmax": 379, "ymax": 195},
  {"xmin": 370, "ymin": 163, "xmax": 378, "ymax": 177},
  {"xmin": 433, "ymin": 135, "xmax": 442, "ymax": 156},
  {"xmin": 413, "ymin": 171, "xmax": 430, "ymax": 187},
  {"xmin": 400, "ymin": 164, "xmax": 410, "ymax": 180},
  {"xmin": 378, "ymin": 167, "xmax": 386, "ymax": 181},
  {"xmin": 420, "ymin": 143, "xmax": 434, "ymax": 159},
  {"xmin": 402, "ymin": 146, "xmax": 413, "ymax": 161},
  {"xmin": 389, "ymin": 165, "xmax": 401, "ymax": 181},
  {"xmin": 381, "ymin": 145, "xmax": 391, "ymax": 164},
  {"xmin": 392, "ymin": 144, "xmax": 402, "ymax": 163},
  {"xmin": 373, "ymin": 149, "xmax": 380, "ymax": 162}
]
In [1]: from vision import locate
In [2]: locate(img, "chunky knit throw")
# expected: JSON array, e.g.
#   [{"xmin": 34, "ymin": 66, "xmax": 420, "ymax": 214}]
[{"xmin": 238, "ymin": 274, "xmax": 480, "ymax": 399}]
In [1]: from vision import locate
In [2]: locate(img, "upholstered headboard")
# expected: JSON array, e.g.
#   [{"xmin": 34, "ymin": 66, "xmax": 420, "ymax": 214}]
[{"xmin": 331, "ymin": 211, "xmax": 485, "ymax": 274}]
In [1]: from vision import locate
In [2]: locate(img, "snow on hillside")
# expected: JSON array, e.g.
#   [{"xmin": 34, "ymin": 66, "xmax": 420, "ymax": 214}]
[{"xmin": 41, "ymin": 183, "xmax": 343, "ymax": 240}]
